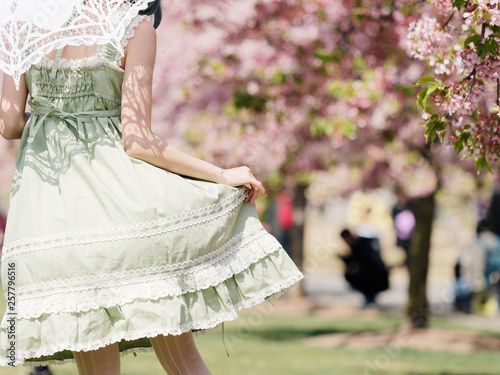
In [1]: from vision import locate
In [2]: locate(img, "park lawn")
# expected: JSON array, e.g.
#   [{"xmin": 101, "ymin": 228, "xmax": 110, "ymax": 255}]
[{"xmin": 1, "ymin": 283, "xmax": 500, "ymax": 374}]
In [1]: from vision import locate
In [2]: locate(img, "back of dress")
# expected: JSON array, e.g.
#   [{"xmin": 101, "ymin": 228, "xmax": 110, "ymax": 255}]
[
  {"xmin": 24, "ymin": 4, "xmax": 147, "ymax": 122},
  {"xmin": 2, "ymin": 9, "xmax": 148, "ymax": 243},
  {"xmin": 20, "ymin": 54, "xmax": 125, "ymax": 196},
  {"xmin": 0, "ymin": 1, "xmax": 304, "ymax": 367}
]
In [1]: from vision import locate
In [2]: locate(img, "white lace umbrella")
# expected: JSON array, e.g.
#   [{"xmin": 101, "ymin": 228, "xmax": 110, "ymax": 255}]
[{"xmin": 0, "ymin": 0, "xmax": 154, "ymax": 90}]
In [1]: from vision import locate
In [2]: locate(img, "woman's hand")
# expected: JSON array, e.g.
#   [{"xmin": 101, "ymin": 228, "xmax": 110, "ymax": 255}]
[{"xmin": 217, "ymin": 166, "xmax": 267, "ymax": 204}]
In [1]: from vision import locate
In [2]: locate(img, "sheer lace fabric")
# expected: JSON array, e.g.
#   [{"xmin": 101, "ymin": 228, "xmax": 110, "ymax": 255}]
[
  {"xmin": 36, "ymin": 45, "xmax": 119, "ymax": 71},
  {"xmin": 31, "ymin": 11, "xmax": 149, "ymax": 73},
  {"xmin": 0, "ymin": 0, "xmax": 153, "ymax": 87}
]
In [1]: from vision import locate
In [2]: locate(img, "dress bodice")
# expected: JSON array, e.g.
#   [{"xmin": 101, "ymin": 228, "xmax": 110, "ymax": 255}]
[
  {"xmin": 24, "ymin": 41, "xmax": 126, "ymax": 115},
  {"xmin": 24, "ymin": 10, "xmax": 149, "ymax": 114},
  {"xmin": 25, "ymin": 62, "xmax": 124, "ymax": 114},
  {"xmin": 19, "ymin": 12, "xmax": 149, "ymax": 164},
  {"xmin": 22, "ymin": 40, "xmax": 133, "ymax": 154}
]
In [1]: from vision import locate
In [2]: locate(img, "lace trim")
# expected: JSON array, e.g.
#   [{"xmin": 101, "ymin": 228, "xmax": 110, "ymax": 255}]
[
  {"xmin": 2, "ymin": 0, "xmax": 153, "ymax": 88},
  {"xmin": 34, "ymin": 54, "xmax": 124, "ymax": 73},
  {"xmin": 31, "ymin": 13, "xmax": 149, "ymax": 72},
  {"xmin": 123, "ymin": 13, "xmax": 149, "ymax": 50},
  {"xmin": 17, "ymin": 223, "xmax": 266, "ymax": 296},
  {"xmin": 2, "ymin": 188, "xmax": 248, "ymax": 259},
  {"xmin": 0, "ymin": 274, "xmax": 304, "ymax": 367},
  {"xmin": 7, "ymin": 223, "xmax": 283, "ymax": 320},
  {"xmin": 110, "ymin": 12, "xmax": 150, "ymax": 68}
]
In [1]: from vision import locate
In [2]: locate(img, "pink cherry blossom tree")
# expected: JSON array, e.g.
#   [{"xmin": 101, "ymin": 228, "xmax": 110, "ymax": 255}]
[
  {"xmin": 0, "ymin": 0, "xmax": 492, "ymax": 328},
  {"xmin": 151, "ymin": 0, "xmax": 489, "ymax": 327},
  {"xmin": 408, "ymin": 0, "xmax": 500, "ymax": 171}
]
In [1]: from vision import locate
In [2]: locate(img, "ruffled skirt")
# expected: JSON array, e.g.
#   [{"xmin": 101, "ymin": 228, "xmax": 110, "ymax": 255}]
[{"xmin": 0, "ymin": 110, "xmax": 304, "ymax": 366}]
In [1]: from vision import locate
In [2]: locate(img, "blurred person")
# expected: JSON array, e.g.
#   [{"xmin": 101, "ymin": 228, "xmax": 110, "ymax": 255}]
[
  {"xmin": 356, "ymin": 207, "xmax": 382, "ymax": 254},
  {"xmin": 453, "ymin": 255, "xmax": 474, "ymax": 314},
  {"xmin": 454, "ymin": 219, "xmax": 500, "ymax": 314},
  {"xmin": 481, "ymin": 225, "xmax": 500, "ymax": 303},
  {"xmin": 30, "ymin": 366, "xmax": 53, "ymax": 375},
  {"xmin": 472, "ymin": 220, "xmax": 500, "ymax": 291},
  {"xmin": 480, "ymin": 184, "xmax": 500, "ymax": 312},
  {"xmin": 262, "ymin": 196, "xmax": 280, "ymax": 235},
  {"xmin": 337, "ymin": 229, "xmax": 390, "ymax": 307},
  {"xmin": 485, "ymin": 176, "xmax": 500, "ymax": 237},
  {"xmin": 391, "ymin": 187, "xmax": 416, "ymax": 269},
  {"xmin": 345, "ymin": 189, "xmax": 393, "ymax": 254},
  {"xmin": 276, "ymin": 190, "xmax": 294, "ymax": 255},
  {"xmin": 263, "ymin": 190, "xmax": 294, "ymax": 255}
]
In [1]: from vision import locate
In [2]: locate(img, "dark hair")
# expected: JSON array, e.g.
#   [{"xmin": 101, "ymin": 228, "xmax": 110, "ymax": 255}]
[
  {"xmin": 129, "ymin": 0, "xmax": 162, "ymax": 29},
  {"xmin": 477, "ymin": 218, "xmax": 491, "ymax": 235},
  {"xmin": 340, "ymin": 229, "xmax": 351, "ymax": 239}
]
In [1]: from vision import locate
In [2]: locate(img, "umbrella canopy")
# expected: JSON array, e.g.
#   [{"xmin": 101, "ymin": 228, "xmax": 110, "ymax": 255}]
[{"xmin": 0, "ymin": 0, "xmax": 154, "ymax": 90}]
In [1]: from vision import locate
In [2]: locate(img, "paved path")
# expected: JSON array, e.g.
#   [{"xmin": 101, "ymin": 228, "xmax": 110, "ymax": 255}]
[
  {"xmin": 303, "ymin": 270, "xmax": 456, "ymax": 312},
  {"xmin": 300, "ymin": 269, "xmax": 500, "ymax": 332}
]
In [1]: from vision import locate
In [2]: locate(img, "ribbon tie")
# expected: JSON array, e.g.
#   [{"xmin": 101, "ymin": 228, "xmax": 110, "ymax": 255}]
[{"xmin": 27, "ymin": 95, "xmax": 121, "ymax": 145}]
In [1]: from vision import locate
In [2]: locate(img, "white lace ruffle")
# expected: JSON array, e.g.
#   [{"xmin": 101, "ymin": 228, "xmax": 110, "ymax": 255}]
[
  {"xmin": 9, "ymin": 222, "xmax": 283, "ymax": 321},
  {"xmin": 107, "ymin": 10, "xmax": 150, "ymax": 68},
  {"xmin": 34, "ymin": 53, "xmax": 123, "ymax": 73},
  {"xmin": 2, "ymin": 188, "xmax": 248, "ymax": 259},
  {"xmin": 0, "ymin": 0, "xmax": 154, "ymax": 88},
  {"xmin": 31, "ymin": 12, "xmax": 150, "ymax": 72},
  {"xmin": 0, "ymin": 273, "xmax": 304, "ymax": 367}
]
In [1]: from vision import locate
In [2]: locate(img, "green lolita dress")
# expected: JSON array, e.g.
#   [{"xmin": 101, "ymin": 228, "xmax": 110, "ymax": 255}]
[{"xmin": 0, "ymin": 15, "xmax": 304, "ymax": 367}]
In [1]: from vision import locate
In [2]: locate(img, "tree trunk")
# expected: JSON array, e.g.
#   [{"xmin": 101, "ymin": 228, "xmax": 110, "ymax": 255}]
[
  {"xmin": 405, "ymin": 191, "xmax": 436, "ymax": 329},
  {"xmin": 289, "ymin": 182, "xmax": 307, "ymax": 296}
]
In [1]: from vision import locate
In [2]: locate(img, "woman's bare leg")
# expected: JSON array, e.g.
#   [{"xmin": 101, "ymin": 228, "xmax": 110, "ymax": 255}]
[
  {"xmin": 72, "ymin": 341, "xmax": 120, "ymax": 375},
  {"xmin": 150, "ymin": 330, "xmax": 212, "ymax": 375}
]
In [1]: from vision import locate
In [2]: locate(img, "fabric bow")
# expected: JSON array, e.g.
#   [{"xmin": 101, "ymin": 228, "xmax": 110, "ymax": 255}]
[{"xmin": 27, "ymin": 95, "xmax": 121, "ymax": 145}]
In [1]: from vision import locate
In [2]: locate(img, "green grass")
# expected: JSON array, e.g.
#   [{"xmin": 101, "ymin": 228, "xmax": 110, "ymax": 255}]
[{"xmin": 2, "ymin": 283, "xmax": 500, "ymax": 374}]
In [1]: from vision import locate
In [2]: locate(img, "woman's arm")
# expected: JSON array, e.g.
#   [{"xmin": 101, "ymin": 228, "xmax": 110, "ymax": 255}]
[
  {"xmin": 0, "ymin": 73, "xmax": 29, "ymax": 140},
  {"xmin": 121, "ymin": 19, "xmax": 266, "ymax": 203}
]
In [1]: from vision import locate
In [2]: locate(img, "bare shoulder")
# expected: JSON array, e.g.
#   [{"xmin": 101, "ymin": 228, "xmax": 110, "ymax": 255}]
[
  {"xmin": 123, "ymin": 18, "xmax": 157, "ymax": 65},
  {"xmin": 133, "ymin": 17, "xmax": 157, "ymax": 41}
]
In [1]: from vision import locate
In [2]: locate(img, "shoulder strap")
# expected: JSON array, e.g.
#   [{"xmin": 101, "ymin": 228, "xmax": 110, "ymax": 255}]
[
  {"xmin": 50, "ymin": 29, "xmax": 72, "ymax": 79},
  {"xmin": 49, "ymin": 48, "xmax": 65, "ymax": 77}
]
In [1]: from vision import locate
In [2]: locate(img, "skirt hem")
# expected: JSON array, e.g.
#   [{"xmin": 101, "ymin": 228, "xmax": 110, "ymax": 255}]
[{"xmin": 0, "ymin": 272, "xmax": 304, "ymax": 367}]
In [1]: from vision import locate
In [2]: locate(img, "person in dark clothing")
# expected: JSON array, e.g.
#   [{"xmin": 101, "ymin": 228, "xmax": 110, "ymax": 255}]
[
  {"xmin": 338, "ymin": 229, "xmax": 390, "ymax": 307},
  {"xmin": 30, "ymin": 366, "xmax": 53, "ymax": 375},
  {"xmin": 485, "ymin": 188, "xmax": 500, "ymax": 237}
]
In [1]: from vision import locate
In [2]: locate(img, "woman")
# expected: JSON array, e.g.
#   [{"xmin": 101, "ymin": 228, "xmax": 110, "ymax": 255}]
[{"xmin": 0, "ymin": 0, "xmax": 304, "ymax": 373}]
